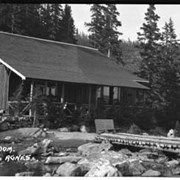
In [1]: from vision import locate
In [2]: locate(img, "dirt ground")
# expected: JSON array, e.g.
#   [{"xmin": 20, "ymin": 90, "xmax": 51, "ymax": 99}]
[{"xmin": 0, "ymin": 128, "xmax": 97, "ymax": 152}]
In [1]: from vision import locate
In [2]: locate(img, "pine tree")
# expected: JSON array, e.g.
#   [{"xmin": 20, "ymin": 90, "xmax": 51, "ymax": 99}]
[
  {"xmin": 40, "ymin": 4, "xmax": 52, "ymax": 39},
  {"xmin": 60, "ymin": 4, "xmax": 77, "ymax": 44},
  {"xmin": 17, "ymin": 4, "xmax": 43, "ymax": 38},
  {"xmin": 0, "ymin": 4, "xmax": 22, "ymax": 33},
  {"xmin": 50, "ymin": 4, "xmax": 63, "ymax": 40},
  {"xmin": 86, "ymin": 4, "xmax": 123, "ymax": 64},
  {"xmin": 159, "ymin": 18, "xmax": 180, "ymax": 125},
  {"xmin": 137, "ymin": 4, "xmax": 164, "ymax": 127},
  {"xmin": 76, "ymin": 30, "xmax": 92, "ymax": 47},
  {"xmin": 137, "ymin": 4, "xmax": 161, "ymax": 81}
]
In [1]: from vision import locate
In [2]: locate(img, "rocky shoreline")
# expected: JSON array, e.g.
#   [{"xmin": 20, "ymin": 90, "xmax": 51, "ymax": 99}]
[{"xmin": 1, "ymin": 133, "xmax": 180, "ymax": 177}]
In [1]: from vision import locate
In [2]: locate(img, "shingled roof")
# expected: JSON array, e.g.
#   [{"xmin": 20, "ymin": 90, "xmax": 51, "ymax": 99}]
[{"xmin": 0, "ymin": 32, "xmax": 148, "ymax": 89}]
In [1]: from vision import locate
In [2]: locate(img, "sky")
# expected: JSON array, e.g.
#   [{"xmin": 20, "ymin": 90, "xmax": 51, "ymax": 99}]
[{"xmin": 69, "ymin": 4, "xmax": 180, "ymax": 41}]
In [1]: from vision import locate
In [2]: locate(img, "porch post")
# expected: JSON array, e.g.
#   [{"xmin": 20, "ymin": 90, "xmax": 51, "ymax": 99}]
[
  {"xmin": 88, "ymin": 85, "xmax": 92, "ymax": 110},
  {"xmin": 61, "ymin": 82, "xmax": 65, "ymax": 103},
  {"xmin": 95, "ymin": 86, "xmax": 98, "ymax": 109},
  {"xmin": 29, "ymin": 80, "xmax": 34, "ymax": 117},
  {"xmin": 6, "ymin": 70, "xmax": 11, "ymax": 114}
]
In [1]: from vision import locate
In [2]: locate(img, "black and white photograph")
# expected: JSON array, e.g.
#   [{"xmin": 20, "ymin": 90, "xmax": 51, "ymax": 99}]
[{"xmin": 0, "ymin": 3, "xmax": 180, "ymax": 177}]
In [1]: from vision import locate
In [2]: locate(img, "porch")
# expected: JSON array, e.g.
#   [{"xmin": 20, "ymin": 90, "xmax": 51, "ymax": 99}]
[{"xmin": 7, "ymin": 74, "xmax": 146, "ymax": 130}]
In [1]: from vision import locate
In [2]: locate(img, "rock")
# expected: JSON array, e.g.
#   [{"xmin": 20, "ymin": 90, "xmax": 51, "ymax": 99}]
[
  {"xmin": 25, "ymin": 159, "xmax": 39, "ymax": 168},
  {"xmin": 100, "ymin": 151, "xmax": 128, "ymax": 166},
  {"xmin": 2, "ymin": 136, "xmax": 14, "ymax": 143},
  {"xmin": 45, "ymin": 156, "xmax": 82, "ymax": 164},
  {"xmin": 142, "ymin": 169, "xmax": 161, "ymax": 177},
  {"xmin": 43, "ymin": 173, "xmax": 51, "ymax": 176},
  {"xmin": 80, "ymin": 125, "xmax": 88, "ymax": 133},
  {"xmin": 128, "ymin": 160, "xmax": 146, "ymax": 176},
  {"xmin": 78, "ymin": 163, "xmax": 91, "ymax": 175},
  {"xmin": 115, "ymin": 161, "xmax": 130, "ymax": 176},
  {"xmin": 119, "ymin": 148, "xmax": 133, "ymax": 156},
  {"xmin": 19, "ymin": 143, "xmax": 40, "ymax": 156},
  {"xmin": 166, "ymin": 159, "xmax": 179, "ymax": 168},
  {"xmin": 0, "ymin": 121, "xmax": 9, "ymax": 131},
  {"xmin": 20, "ymin": 139, "xmax": 52, "ymax": 156},
  {"xmin": 56, "ymin": 162, "xmax": 82, "ymax": 176},
  {"xmin": 155, "ymin": 156, "xmax": 168, "ymax": 164},
  {"xmin": 141, "ymin": 160, "xmax": 165, "ymax": 171},
  {"xmin": 78, "ymin": 141, "xmax": 112, "ymax": 156},
  {"xmin": 54, "ymin": 152, "xmax": 68, "ymax": 157},
  {"xmin": 15, "ymin": 171, "xmax": 34, "ymax": 176},
  {"xmin": 161, "ymin": 168, "xmax": 173, "ymax": 177},
  {"xmin": 172, "ymin": 167, "xmax": 180, "ymax": 175},
  {"xmin": 140, "ymin": 150, "xmax": 159, "ymax": 159},
  {"xmin": 39, "ymin": 139, "xmax": 52, "ymax": 154},
  {"xmin": 167, "ymin": 129, "xmax": 175, "ymax": 138},
  {"xmin": 85, "ymin": 158, "xmax": 120, "ymax": 177}
]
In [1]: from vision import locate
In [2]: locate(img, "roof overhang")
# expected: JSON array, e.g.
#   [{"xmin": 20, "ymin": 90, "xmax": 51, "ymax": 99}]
[
  {"xmin": 0, "ymin": 58, "xmax": 26, "ymax": 80},
  {"xmin": 133, "ymin": 79, "xmax": 149, "ymax": 83}
]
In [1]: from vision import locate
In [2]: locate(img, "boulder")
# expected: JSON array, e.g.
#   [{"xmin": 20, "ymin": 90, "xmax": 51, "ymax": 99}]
[
  {"xmin": 85, "ymin": 158, "xmax": 120, "ymax": 177},
  {"xmin": 20, "ymin": 139, "xmax": 52, "ymax": 156},
  {"xmin": 167, "ymin": 129, "xmax": 175, "ymax": 138},
  {"xmin": 19, "ymin": 143, "xmax": 40, "ymax": 156},
  {"xmin": 2, "ymin": 136, "xmax": 14, "ymax": 143},
  {"xmin": 80, "ymin": 125, "xmax": 88, "ymax": 133},
  {"xmin": 45, "ymin": 155, "xmax": 82, "ymax": 164},
  {"xmin": 56, "ymin": 162, "xmax": 82, "ymax": 176},
  {"xmin": 100, "ymin": 151, "xmax": 128, "ymax": 166},
  {"xmin": 78, "ymin": 141, "xmax": 112, "ymax": 156},
  {"xmin": 39, "ymin": 139, "xmax": 52, "ymax": 155},
  {"xmin": 0, "ymin": 121, "xmax": 9, "ymax": 131},
  {"xmin": 115, "ymin": 161, "xmax": 130, "ymax": 176},
  {"xmin": 142, "ymin": 169, "xmax": 161, "ymax": 177},
  {"xmin": 155, "ymin": 156, "xmax": 168, "ymax": 164},
  {"xmin": 119, "ymin": 148, "xmax": 133, "ymax": 156},
  {"xmin": 43, "ymin": 173, "xmax": 51, "ymax": 176},
  {"xmin": 15, "ymin": 171, "xmax": 34, "ymax": 176},
  {"xmin": 128, "ymin": 159, "xmax": 146, "ymax": 176},
  {"xmin": 166, "ymin": 159, "xmax": 179, "ymax": 168},
  {"xmin": 172, "ymin": 167, "xmax": 180, "ymax": 175}
]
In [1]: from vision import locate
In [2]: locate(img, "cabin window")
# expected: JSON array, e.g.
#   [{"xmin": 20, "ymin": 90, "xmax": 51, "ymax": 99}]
[
  {"xmin": 47, "ymin": 82, "xmax": 57, "ymax": 96},
  {"xmin": 113, "ymin": 87, "xmax": 121, "ymax": 104},
  {"xmin": 97, "ymin": 87, "xmax": 102, "ymax": 98},
  {"xmin": 35, "ymin": 82, "xmax": 46, "ymax": 96},
  {"xmin": 103, "ymin": 86, "xmax": 110, "ymax": 105},
  {"xmin": 35, "ymin": 81, "xmax": 57, "ymax": 97},
  {"xmin": 121, "ymin": 87, "xmax": 135, "ymax": 105},
  {"xmin": 135, "ymin": 90, "xmax": 144, "ymax": 104}
]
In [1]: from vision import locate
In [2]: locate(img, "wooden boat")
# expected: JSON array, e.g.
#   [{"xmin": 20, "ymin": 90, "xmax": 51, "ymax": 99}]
[{"xmin": 95, "ymin": 132, "xmax": 180, "ymax": 153}]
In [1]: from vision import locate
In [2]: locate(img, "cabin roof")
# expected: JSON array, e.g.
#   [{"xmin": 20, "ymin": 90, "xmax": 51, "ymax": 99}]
[{"xmin": 0, "ymin": 31, "xmax": 148, "ymax": 89}]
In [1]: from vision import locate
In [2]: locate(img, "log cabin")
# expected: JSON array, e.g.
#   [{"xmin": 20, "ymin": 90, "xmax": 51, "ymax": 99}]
[{"xmin": 0, "ymin": 31, "xmax": 149, "ymax": 127}]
